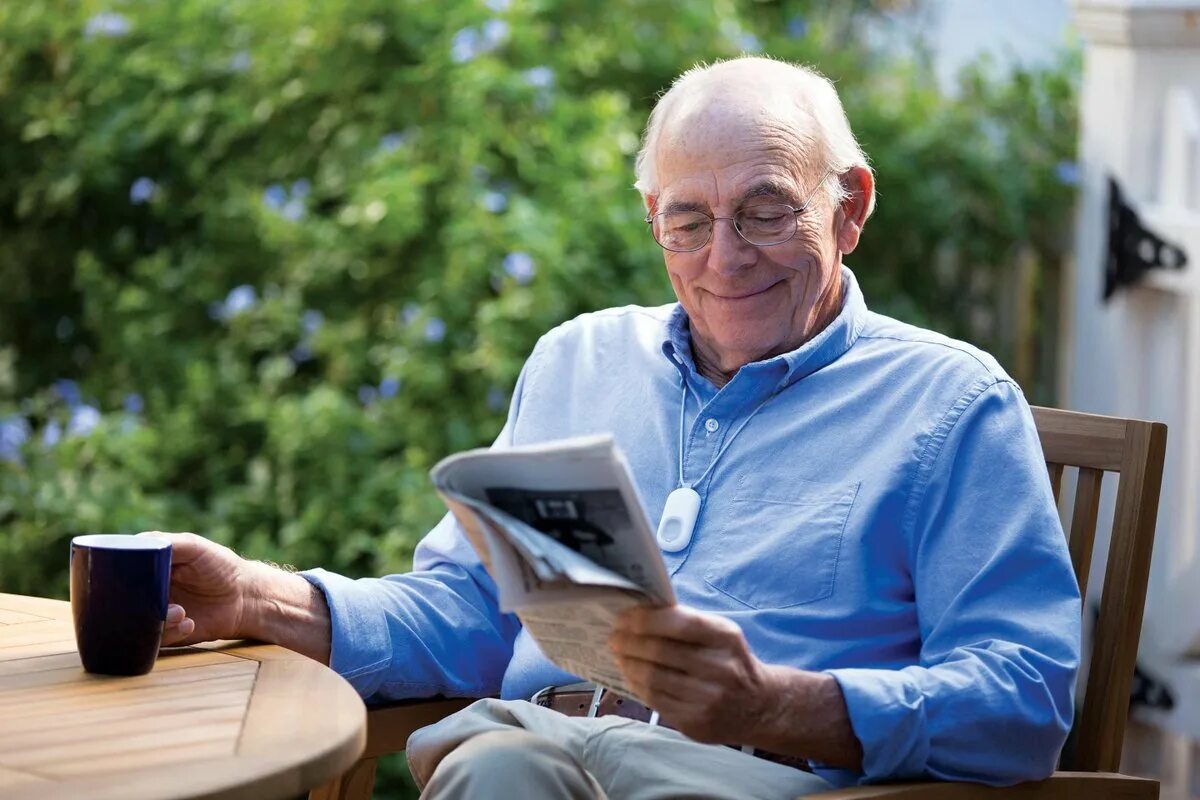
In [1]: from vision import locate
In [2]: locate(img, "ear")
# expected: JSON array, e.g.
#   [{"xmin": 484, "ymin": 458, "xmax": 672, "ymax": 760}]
[
  {"xmin": 645, "ymin": 194, "xmax": 659, "ymax": 216},
  {"xmin": 834, "ymin": 167, "xmax": 873, "ymax": 255}
]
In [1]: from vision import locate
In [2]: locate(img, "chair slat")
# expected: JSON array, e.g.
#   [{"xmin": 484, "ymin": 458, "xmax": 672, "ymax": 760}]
[
  {"xmin": 1031, "ymin": 407, "xmax": 1127, "ymax": 471},
  {"xmin": 1047, "ymin": 463, "xmax": 1065, "ymax": 503},
  {"xmin": 1073, "ymin": 420, "xmax": 1167, "ymax": 773},
  {"xmin": 1068, "ymin": 468, "xmax": 1104, "ymax": 599}
]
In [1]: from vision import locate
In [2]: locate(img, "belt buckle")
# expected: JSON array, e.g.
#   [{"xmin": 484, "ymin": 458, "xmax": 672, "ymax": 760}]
[{"xmin": 530, "ymin": 685, "xmax": 555, "ymax": 708}]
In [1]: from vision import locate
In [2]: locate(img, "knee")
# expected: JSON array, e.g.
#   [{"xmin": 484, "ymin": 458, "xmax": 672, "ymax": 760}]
[{"xmin": 437, "ymin": 729, "xmax": 555, "ymax": 782}]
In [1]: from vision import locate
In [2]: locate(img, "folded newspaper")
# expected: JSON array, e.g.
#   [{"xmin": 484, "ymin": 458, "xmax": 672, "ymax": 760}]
[{"xmin": 431, "ymin": 435, "xmax": 675, "ymax": 700}]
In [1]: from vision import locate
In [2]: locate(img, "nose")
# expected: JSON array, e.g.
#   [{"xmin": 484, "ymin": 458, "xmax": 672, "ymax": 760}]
[{"xmin": 705, "ymin": 216, "xmax": 757, "ymax": 277}]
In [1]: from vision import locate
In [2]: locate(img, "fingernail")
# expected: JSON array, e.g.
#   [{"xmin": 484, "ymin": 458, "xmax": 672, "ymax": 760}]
[
  {"xmin": 166, "ymin": 605, "xmax": 184, "ymax": 623},
  {"xmin": 179, "ymin": 619, "xmax": 195, "ymax": 636}
]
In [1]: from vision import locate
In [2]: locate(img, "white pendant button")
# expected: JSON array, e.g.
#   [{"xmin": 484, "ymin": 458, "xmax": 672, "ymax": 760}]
[
  {"xmin": 705, "ymin": 418, "xmax": 719, "ymax": 433},
  {"xmin": 656, "ymin": 487, "xmax": 701, "ymax": 553}
]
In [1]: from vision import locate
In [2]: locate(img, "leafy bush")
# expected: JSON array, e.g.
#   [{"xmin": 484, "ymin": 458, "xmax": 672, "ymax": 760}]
[{"xmin": 0, "ymin": 1, "xmax": 1077, "ymax": 795}]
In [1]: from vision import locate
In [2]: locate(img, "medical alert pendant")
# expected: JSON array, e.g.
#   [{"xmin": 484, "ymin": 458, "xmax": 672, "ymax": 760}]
[{"xmin": 656, "ymin": 487, "xmax": 701, "ymax": 552}]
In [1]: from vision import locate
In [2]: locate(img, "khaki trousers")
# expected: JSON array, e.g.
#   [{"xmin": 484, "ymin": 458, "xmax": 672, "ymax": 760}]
[{"xmin": 407, "ymin": 698, "xmax": 833, "ymax": 800}]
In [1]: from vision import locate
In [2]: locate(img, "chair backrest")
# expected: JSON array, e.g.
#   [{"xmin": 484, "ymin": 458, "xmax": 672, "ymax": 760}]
[{"xmin": 1030, "ymin": 406, "xmax": 1168, "ymax": 774}]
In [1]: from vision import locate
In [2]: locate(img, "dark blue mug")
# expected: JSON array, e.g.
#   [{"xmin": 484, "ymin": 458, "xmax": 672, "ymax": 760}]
[{"xmin": 70, "ymin": 534, "xmax": 172, "ymax": 676}]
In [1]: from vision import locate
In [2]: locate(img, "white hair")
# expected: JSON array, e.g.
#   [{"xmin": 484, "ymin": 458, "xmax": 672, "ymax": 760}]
[{"xmin": 634, "ymin": 57, "xmax": 876, "ymax": 217}]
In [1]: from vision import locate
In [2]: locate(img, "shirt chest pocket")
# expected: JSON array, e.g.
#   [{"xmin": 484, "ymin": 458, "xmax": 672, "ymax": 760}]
[{"xmin": 703, "ymin": 475, "xmax": 860, "ymax": 609}]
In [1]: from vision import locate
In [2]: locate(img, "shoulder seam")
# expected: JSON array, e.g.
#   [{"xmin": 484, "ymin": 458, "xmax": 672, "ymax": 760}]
[
  {"xmin": 857, "ymin": 332, "xmax": 998, "ymax": 376},
  {"xmin": 900, "ymin": 376, "xmax": 1018, "ymax": 550}
]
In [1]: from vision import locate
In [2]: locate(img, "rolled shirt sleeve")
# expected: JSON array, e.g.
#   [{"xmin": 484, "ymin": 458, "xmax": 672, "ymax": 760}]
[
  {"xmin": 827, "ymin": 379, "xmax": 1081, "ymax": 784},
  {"xmin": 300, "ymin": 345, "xmax": 543, "ymax": 701}
]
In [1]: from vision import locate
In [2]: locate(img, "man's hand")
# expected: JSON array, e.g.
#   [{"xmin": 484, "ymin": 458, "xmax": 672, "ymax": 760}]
[
  {"xmin": 607, "ymin": 605, "xmax": 779, "ymax": 746},
  {"xmin": 138, "ymin": 531, "xmax": 332, "ymax": 664},
  {"xmin": 138, "ymin": 531, "xmax": 255, "ymax": 646}
]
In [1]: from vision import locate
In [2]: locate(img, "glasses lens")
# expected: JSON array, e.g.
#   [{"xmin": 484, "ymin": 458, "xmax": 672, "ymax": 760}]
[
  {"xmin": 652, "ymin": 212, "xmax": 711, "ymax": 252},
  {"xmin": 735, "ymin": 205, "xmax": 796, "ymax": 245}
]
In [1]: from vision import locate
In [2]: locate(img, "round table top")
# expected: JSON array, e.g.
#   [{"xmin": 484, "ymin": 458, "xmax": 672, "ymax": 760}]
[{"xmin": 0, "ymin": 592, "xmax": 366, "ymax": 800}]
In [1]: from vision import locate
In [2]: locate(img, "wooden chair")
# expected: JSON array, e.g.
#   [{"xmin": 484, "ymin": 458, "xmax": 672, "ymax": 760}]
[{"xmin": 310, "ymin": 406, "xmax": 1168, "ymax": 800}]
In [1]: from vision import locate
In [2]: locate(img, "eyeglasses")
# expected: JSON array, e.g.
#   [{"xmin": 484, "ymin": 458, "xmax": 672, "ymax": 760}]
[{"xmin": 645, "ymin": 169, "xmax": 833, "ymax": 253}]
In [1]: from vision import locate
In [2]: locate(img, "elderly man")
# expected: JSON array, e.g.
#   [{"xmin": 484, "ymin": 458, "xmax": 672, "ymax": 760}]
[{"xmin": 151, "ymin": 57, "xmax": 1080, "ymax": 799}]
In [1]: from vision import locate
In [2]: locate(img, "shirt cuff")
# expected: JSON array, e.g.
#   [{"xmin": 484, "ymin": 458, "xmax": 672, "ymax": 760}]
[
  {"xmin": 826, "ymin": 667, "xmax": 929, "ymax": 782},
  {"xmin": 300, "ymin": 568, "xmax": 393, "ymax": 696}
]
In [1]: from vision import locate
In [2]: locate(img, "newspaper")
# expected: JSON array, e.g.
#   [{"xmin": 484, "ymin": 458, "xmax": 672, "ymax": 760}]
[{"xmin": 431, "ymin": 435, "xmax": 674, "ymax": 700}]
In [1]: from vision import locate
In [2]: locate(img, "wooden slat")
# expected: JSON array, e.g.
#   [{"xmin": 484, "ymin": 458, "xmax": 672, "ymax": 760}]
[
  {"xmin": 0, "ymin": 765, "xmax": 45, "ymax": 791},
  {"xmin": 1031, "ymin": 407, "xmax": 1129, "ymax": 471},
  {"xmin": 0, "ymin": 704, "xmax": 245, "ymax": 757},
  {"xmin": 237, "ymin": 658, "xmax": 366, "ymax": 793},
  {"xmin": 0, "ymin": 595, "xmax": 70, "ymax": 622},
  {"xmin": 0, "ymin": 610, "xmax": 49, "ymax": 626},
  {"xmin": 1068, "ymin": 468, "xmax": 1104, "ymax": 599},
  {"xmin": 0, "ymin": 660, "xmax": 257, "ymax": 707},
  {"xmin": 1074, "ymin": 420, "xmax": 1168, "ymax": 773},
  {"xmin": 1047, "ymin": 462, "xmax": 1065, "ymax": 503}
]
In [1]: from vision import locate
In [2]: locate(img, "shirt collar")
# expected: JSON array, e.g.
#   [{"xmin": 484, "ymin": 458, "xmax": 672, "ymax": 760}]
[{"xmin": 661, "ymin": 265, "xmax": 867, "ymax": 392}]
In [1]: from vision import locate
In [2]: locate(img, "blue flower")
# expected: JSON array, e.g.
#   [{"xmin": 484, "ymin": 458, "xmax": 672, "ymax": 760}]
[
  {"xmin": 787, "ymin": 16, "xmax": 808, "ymax": 38},
  {"xmin": 424, "ymin": 317, "xmax": 446, "ymax": 343},
  {"xmin": 262, "ymin": 184, "xmax": 287, "ymax": 210},
  {"xmin": 84, "ymin": 12, "xmax": 131, "ymax": 39},
  {"xmin": 451, "ymin": 28, "xmax": 484, "ymax": 63},
  {"xmin": 379, "ymin": 376, "xmax": 401, "ymax": 398},
  {"xmin": 523, "ymin": 66, "xmax": 555, "ymax": 89},
  {"xmin": 1055, "ymin": 160, "xmax": 1082, "ymax": 187},
  {"xmin": 302, "ymin": 309, "xmax": 324, "ymax": 335},
  {"xmin": 67, "ymin": 405, "xmax": 102, "ymax": 437},
  {"xmin": 481, "ymin": 190, "xmax": 508, "ymax": 213},
  {"xmin": 486, "ymin": 386, "xmax": 507, "ymax": 412},
  {"xmin": 229, "ymin": 51, "xmax": 253, "ymax": 73},
  {"xmin": 281, "ymin": 198, "xmax": 305, "ymax": 221},
  {"xmin": 401, "ymin": 303, "xmax": 421, "ymax": 326},
  {"xmin": 123, "ymin": 393, "xmax": 143, "ymax": 415},
  {"xmin": 220, "ymin": 285, "xmax": 258, "ymax": 319},
  {"xmin": 42, "ymin": 421, "xmax": 62, "ymax": 448},
  {"xmin": 482, "ymin": 19, "xmax": 510, "ymax": 48},
  {"xmin": 53, "ymin": 379, "xmax": 81, "ymax": 407},
  {"xmin": 291, "ymin": 179, "xmax": 311, "ymax": 199},
  {"xmin": 129, "ymin": 177, "xmax": 157, "ymax": 205},
  {"xmin": 486, "ymin": 0, "xmax": 511, "ymax": 12},
  {"xmin": 290, "ymin": 344, "xmax": 314, "ymax": 364},
  {"xmin": 358, "ymin": 384, "xmax": 379, "ymax": 406},
  {"xmin": 378, "ymin": 131, "xmax": 407, "ymax": 153},
  {"xmin": 0, "ymin": 416, "xmax": 31, "ymax": 464},
  {"xmin": 738, "ymin": 33, "xmax": 762, "ymax": 53},
  {"xmin": 503, "ymin": 251, "xmax": 536, "ymax": 284}
]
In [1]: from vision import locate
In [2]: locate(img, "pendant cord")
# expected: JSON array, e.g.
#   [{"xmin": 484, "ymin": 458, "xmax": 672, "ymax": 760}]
[{"xmin": 677, "ymin": 374, "xmax": 779, "ymax": 491}]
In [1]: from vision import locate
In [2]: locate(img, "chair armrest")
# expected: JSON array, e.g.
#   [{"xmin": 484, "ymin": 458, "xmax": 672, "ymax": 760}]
[
  {"xmin": 806, "ymin": 772, "xmax": 1158, "ymax": 800},
  {"xmin": 361, "ymin": 697, "xmax": 477, "ymax": 759}
]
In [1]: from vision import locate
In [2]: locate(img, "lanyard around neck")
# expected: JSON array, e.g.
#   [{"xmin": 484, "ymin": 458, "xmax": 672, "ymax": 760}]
[{"xmin": 657, "ymin": 372, "xmax": 779, "ymax": 553}]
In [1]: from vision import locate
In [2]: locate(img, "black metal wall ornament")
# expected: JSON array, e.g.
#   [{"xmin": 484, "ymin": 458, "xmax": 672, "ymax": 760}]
[{"xmin": 1105, "ymin": 176, "xmax": 1189, "ymax": 300}]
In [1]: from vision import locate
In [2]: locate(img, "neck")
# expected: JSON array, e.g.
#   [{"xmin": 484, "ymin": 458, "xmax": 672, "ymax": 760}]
[{"xmin": 690, "ymin": 270, "xmax": 844, "ymax": 389}]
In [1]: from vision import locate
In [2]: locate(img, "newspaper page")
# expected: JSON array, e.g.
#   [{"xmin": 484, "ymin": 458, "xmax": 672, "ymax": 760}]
[{"xmin": 431, "ymin": 435, "xmax": 674, "ymax": 699}]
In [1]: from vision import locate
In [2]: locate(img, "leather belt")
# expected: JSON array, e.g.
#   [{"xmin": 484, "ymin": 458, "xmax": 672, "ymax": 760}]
[{"xmin": 530, "ymin": 684, "xmax": 811, "ymax": 773}]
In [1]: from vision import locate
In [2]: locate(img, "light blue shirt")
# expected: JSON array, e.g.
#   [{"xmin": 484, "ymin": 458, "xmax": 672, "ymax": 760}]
[{"xmin": 303, "ymin": 267, "xmax": 1081, "ymax": 787}]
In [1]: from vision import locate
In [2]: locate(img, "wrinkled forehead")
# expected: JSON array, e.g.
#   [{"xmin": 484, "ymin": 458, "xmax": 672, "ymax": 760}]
[{"xmin": 654, "ymin": 90, "xmax": 817, "ymax": 207}]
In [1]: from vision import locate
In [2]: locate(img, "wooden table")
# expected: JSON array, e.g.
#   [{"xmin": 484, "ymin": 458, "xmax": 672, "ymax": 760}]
[{"xmin": 0, "ymin": 593, "xmax": 365, "ymax": 800}]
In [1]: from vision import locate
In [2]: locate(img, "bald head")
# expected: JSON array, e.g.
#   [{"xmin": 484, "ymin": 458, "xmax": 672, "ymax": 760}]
[{"xmin": 635, "ymin": 57, "xmax": 875, "ymax": 216}]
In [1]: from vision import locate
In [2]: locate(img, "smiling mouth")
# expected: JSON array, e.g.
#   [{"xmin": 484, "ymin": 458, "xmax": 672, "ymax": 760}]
[{"xmin": 709, "ymin": 281, "xmax": 781, "ymax": 301}]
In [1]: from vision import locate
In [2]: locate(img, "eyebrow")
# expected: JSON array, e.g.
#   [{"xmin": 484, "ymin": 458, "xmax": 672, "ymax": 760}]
[
  {"xmin": 739, "ymin": 180, "xmax": 801, "ymax": 205},
  {"xmin": 657, "ymin": 179, "xmax": 803, "ymax": 216}
]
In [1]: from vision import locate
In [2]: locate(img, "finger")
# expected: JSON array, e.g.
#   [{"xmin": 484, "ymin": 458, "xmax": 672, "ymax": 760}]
[
  {"xmin": 138, "ymin": 531, "xmax": 206, "ymax": 565},
  {"xmin": 610, "ymin": 632, "xmax": 726, "ymax": 675},
  {"xmin": 166, "ymin": 604, "xmax": 186, "ymax": 624},
  {"xmin": 614, "ymin": 653, "xmax": 697, "ymax": 706},
  {"xmin": 161, "ymin": 617, "xmax": 196, "ymax": 646},
  {"xmin": 621, "ymin": 605, "xmax": 741, "ymax": 647}
]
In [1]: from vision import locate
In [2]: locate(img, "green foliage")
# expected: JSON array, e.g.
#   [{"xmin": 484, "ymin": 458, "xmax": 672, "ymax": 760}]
[{"xmin": 0, "ymin": 2, "xmax": 1077, "ymax": 794}]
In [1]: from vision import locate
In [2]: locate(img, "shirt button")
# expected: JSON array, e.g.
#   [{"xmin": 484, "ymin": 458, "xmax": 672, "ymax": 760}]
[{"xmin": 705, "ymin": 418, "xmax": 720, "ymax": 433}]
